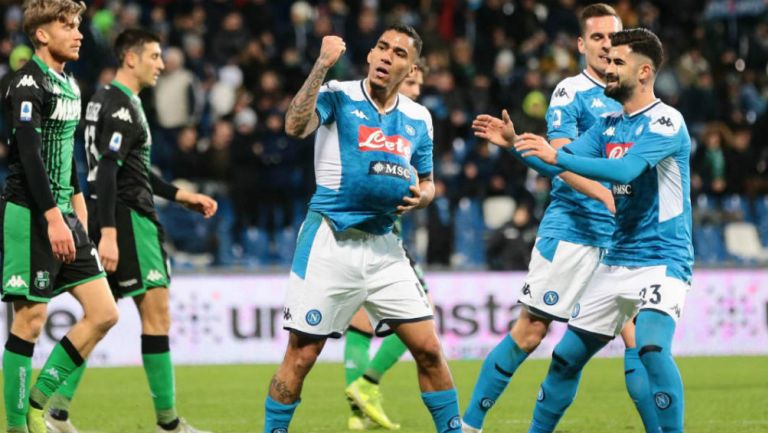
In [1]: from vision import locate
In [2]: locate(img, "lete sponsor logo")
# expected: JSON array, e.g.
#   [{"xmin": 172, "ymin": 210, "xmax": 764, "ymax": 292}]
[
  {"xmin": 358, "ymin": 125, "xmax": 412, "ymax": 159},
  {"xmin": 606, "ymin": 142, "xmax": 633, "ymax": 159}
]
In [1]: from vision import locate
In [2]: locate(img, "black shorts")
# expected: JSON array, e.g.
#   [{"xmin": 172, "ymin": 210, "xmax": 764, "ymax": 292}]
[
  {"xmin": 0, "ymin": 200, "xmax": 106, "ymax": 303},
  {"xmin": 87, "ymin": 200, "xmax": 170, "ymax": 298}
]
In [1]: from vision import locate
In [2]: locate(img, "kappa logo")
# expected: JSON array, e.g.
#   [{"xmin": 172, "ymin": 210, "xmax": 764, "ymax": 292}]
[
  {"xmin": 554, "ymin": 87, "xmax": 568, "ymax": 99},
  {"xmin": 16, "ymin": 75, "xmax": 38, "ymax": 88},
  {"xmin": 521, "ymin": 283, "xmax": 532, "ymax": 298},
  {"xmin": 671, "ymin": 304, "xmax": 682, "ymax": 319},
  {"xmin": 606, "ymin": 142, "xmax": 633, "ymax": 159},
  {"xmin": 112, "ymin": 107, "xmax": 133, "ymax": 123},
  {"xmin": 45, "ymin": 367, "xmax": 60, "ymax": 381},
  {"xmin": 283, "ymin": 307, "xmax": 292, "ymax": 321},
  {"xmin": 653, "ymin": 116, "xmax": 674, "ymax": 128},
  {"xmin": 146, "ymin": 269, "xmax": 164, "ymax": 282},
  {"xmin": 603, "ymin": 126, "xmax": 616, "ymax": 136},
  {"xmin": 358, "ymin": 125, "xmax": 412, "ymax": 159},
  {"xmin": 591, "ymin": 98, "xmax": 606, "ymax": 108},
  {"xmin": 5, "ymin": 275, "xmax": 28, "ymax": 288},
  {"xmin": 351, "ymin": 109, "xmax": 368, "ymax": 120}
]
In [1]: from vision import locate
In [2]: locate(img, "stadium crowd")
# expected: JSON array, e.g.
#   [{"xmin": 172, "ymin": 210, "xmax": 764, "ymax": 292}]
[{"xmin": 0, "ymin": 0, "xmax": 766, "ymax": 269}]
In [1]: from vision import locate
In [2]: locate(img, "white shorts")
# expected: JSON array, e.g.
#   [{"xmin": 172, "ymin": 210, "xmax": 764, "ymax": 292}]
[
  {"xmin": 569, "ymin": 264, "xmax": 690, "ymax": 338},
  {"xmin": 283, "ymin": 211, "xmax": 432, "ymax": 338},
  {"xmin": 519, "ymin": 238, "xmax": 603, "ymax": 321}
]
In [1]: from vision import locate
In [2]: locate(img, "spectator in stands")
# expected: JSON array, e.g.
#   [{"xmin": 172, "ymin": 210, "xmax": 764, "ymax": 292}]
[
  {"xmin": 692, "ymin": 123, "xmax": 729, "ymax": 197},
  {"xmin": 486, "ymin": 204, "xmax": 538, "ymax": 271}
]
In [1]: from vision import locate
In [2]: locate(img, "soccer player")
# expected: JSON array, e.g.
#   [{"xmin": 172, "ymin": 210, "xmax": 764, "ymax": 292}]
[
  {"xmin": 266, "ymin": 25, "xmax": 462, "ymax": 433},
  {"xmin": 502, "ymin": 28, "xmax": 692, "ymax": 433},
  {"xmin": 343, "ymin": 59, "xmax": 429, "ymax": 431},
  {"xmin": 1, "ymin": 1, "xmax": 120, "ymax": 433},
  {"xmin": 44, "ymin": 29, "xmax": 217, "ymax": 433},
  {"xmin": 462, "ymin": 5, "xmax": 658, "ymax": 433}
]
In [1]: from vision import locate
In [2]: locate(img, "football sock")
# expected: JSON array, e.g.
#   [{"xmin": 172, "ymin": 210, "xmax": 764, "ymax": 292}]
[
  {"xmin": 264, "ymin": 396, "xmax": 299, "ymax": 433},
  {"xmin": 141, "ymin": 335, "xmax": 178, "ymax": 426},
  {"xmin": 344, "ymin": 328, "xmax": 372, "ymax": 385},
  {"xmin": 4, "ymin": 334, "xmax": 34, "ymax": 429},
  {"xmin": 625, "ymin": 347, "xmax": 661, "ymax": 433},
  {"xmin": 463, "ymin": 334, "xmax": 529, "ymax": 429},
  {"xmin": 365, "ymin": 334, "xmax": 408, "ymax": 382},
  {"xmin": 422, "ymin": 389, "xmax": 461, "ymax": 433},
  {"xmin": 528, "ymin": 327, "xmax": 606, "ymax": 433},
  {"xmin": 30, "ymin": 336, "xmax": 84, "ymax": 408},
  {"xmin": 636, "ymin": 311, "xmax": 683, "ymax": 433},
  {"xmin": 48, "ymin": 361, "xmax": 87, "ymax": 420}
]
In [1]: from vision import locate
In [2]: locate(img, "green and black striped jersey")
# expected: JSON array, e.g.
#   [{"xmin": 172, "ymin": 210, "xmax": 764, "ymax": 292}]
[
  {"xmin": 84, "ymin": 80, "xmax": 157, "ymax": 221},
  {"xmin": 3, "ymin": 55, "xmax": 81, "ymax": 214}
]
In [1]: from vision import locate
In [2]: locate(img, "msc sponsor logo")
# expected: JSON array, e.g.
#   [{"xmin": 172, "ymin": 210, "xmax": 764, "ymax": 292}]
[
  {"xmin": 612, "ymin": 184, "xmax": 633, "ymax": 196},
  {"xmin": 543, "ymin": 291, "xmax": 559, "ymax": 306},
  {"xmin": 606, "ymin": 142, "xmax": 633, "ymax": 159},
  {"xmin": 305, "ymin": 309, "xmax": 322, "ymax": 326},
  {"xmin": 50, "ymin": 98, "xmax": 81, "ymax": 121},
  {"xmin": 358, "ymin": 125, "xmax": 412, "ymax": 158},
  {"xmin": 369, "ymin": 161, "xmax": 412, "ymax": 181}
]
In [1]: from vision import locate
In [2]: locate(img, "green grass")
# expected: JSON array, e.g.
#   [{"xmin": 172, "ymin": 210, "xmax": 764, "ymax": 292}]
[{"xmin": 3, "ymin": 356, "xmax": 767, "ymax": 432}]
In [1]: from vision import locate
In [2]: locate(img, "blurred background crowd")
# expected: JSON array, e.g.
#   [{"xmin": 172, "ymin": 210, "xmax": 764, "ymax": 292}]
[{"xmin": 0, "ymin": 0, "xmax": 766, "ymax": 270}]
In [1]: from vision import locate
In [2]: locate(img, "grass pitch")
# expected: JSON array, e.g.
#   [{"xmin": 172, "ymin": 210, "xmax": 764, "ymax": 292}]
[{"xmin": 2, "ymin": 356, "xmax": 766, "ymax": 433}]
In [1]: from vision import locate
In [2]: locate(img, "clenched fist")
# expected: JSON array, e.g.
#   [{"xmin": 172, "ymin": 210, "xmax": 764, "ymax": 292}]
[{"xmin": 318, "ymin": 36, "xmax": 346, "ymax": 68}]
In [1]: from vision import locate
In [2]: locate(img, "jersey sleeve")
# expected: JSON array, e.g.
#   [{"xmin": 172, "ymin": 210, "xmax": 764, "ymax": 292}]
[
  {"xmin": 628, "ymin": 116, "xmax": 685, "ymax": 168},
  {"xmin": 95, "ymin": 99, "xmax": 137, "ymax": 164},
  {"xmin": 546, "ymin": 83, "xmax": 580, "ymax": 140},
  {"xmin": 9, "ymin": 73, "xmax": 45, "ymax": 130},
  {"xmin": 410, "ymin": 109, "xmax": 434, "ymax": 177},
  {"xmin": 315, "ymin": 82, "xmax": 338, "ymax": 125}
]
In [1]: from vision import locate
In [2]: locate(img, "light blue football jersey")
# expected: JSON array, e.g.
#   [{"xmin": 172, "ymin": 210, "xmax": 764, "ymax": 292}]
[
  {"xmin": 562, "ymin": 99, "xmax": 694, "ymax": 282},
  {"xmin": 309, "ymin": 79, "xmax": 433, "ymax": 235},
  {"xmin": 541, "ymin": 71, "xmax": 622, "ymax": 248}
]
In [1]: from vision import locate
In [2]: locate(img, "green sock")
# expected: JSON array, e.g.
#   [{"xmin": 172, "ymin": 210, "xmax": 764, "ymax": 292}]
[
  {"xmin": 4, "ymin": 334, "xmax": 34, "ymax": 429},
  {"xmin": 344, "ymin": 328, "xmax": 372, "ymax": 386},
  {"xmin": 142, "ymin": 335, "xmax": 178, "ymax": 425},
  {"xmin": 48, "ymin": 361, "xmax": 87, "ymax": 412},
  {"xmin": 31, "ymin": 336, "xmax": 83, "ymax": 408},
  {"xmin": 365, "ymin": 334, "xmax": 408, "ymax": 382}
]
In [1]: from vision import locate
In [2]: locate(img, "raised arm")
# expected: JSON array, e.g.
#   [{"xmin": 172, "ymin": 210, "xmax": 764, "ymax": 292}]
[
  {"xmin": 550, "ymin": 138, "xmax": 615, "ymax": 214},
  {"xmin": 284, "ymin": 36, "xmax": 346, "ymax": 138}
]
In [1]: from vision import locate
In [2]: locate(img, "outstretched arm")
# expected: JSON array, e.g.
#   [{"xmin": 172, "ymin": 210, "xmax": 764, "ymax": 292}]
[
  {"xmin": 551, "ymin": 138, "xmax": 615, "ymax": 214},
  {"xmin": 284, "ymin": 36, "xmax": 346, "ymax": 138}
]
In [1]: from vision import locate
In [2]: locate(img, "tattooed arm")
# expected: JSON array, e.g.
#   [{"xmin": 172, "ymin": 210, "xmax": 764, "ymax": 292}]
[{"xmin": 285, "ymin": 36, "xmax": 347, "ymax": 138}]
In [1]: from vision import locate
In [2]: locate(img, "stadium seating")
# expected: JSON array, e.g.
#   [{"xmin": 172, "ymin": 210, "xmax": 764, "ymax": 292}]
[
  {"xmin": 693, "ymin": 224, "xmax": 727, "ymax": 265},
  {"xmin": 482, "ymin": 196, "xmax": 516, "ymax": 230},
  {"xmin": 724, "ymin": 222, "xmax": 768, "ymax": 264},
  {"xmin": 453, "ymin": 198, "xmax": 486, "ymax": 268},
  {"xmin": 754, "ymin": 196, "xmax": 768, "ymax": 247}
]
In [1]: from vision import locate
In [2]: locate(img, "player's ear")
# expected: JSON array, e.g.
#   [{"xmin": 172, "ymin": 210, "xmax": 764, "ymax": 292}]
[
  {"xmin": 367, "ymin": 49, "xmax": 373, "ymax": 65},
  {"xmin": 577, "ymin": 36, "xmax": 586, "ymax": 55},
  {"xmin": 35, "ymin": 26, "xmax": 50, "ymax": 46}
]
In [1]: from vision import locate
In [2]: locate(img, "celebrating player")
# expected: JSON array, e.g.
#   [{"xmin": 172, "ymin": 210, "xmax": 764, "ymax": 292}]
[
  {"xmin": 463, "ymin": 5, "xmax": 659, "ymax": 433},
  {"xmin": 495, "ymin": 28, "xmax": 691, "ymax": 433},
  {"xmin": 44, "ymin": 29, "xmax": 217, "ymax": 433},
  {"xmin": 265, "ymin": 25, "xmax": 462, "ymax": 433},
  {"xmin": 343, "ymin": 59, "xmax": 430, "ymax": 431},
  {"xmin": 1, "ymin": 1, "xmax": 119, "ymax": 432}
]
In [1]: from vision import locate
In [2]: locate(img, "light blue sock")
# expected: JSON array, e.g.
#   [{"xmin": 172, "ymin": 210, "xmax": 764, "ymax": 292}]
[
  {"xmin": 463, "ymin": 334, "xmax": 529, "ymax": 429},
  {"xmin": 636, "ymin": 311, "xmax": 684, "ymax": 433},
  {"xmin": 625, "ymin": 347, "xmax": 662, "ymax": 433},
  {"xmin": 264, "ymin": 396, "xmax": 299, "ymax": 433},
  {"xmin": 421, "ymin": 388, "xmax": 461, "ymax": 433},
  {"xmin": 528, "ymin": 327, "xmax": 607, "ymax": 433}
]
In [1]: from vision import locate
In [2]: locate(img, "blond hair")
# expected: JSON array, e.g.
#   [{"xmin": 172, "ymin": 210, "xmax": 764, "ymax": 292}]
[{"xmin": 23, "ymin": 0, "xmax": 86, "ymax": 47}]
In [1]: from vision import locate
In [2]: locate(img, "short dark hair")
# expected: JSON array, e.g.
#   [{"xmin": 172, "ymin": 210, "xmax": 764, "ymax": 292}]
[
  {"xmin": 579, "ymin": 3, "xmax": 619, "ymax": 36},
  {"xmin": 383, "ymin": 23, "xmax": 423, "ymax": 57},
  {"xmin": 610, "ymin": 28, "xmax": 665, "ymax": 71},
  {"xmin": 114, "ymin": 28, "xmax": 161, "ymax": 64}
]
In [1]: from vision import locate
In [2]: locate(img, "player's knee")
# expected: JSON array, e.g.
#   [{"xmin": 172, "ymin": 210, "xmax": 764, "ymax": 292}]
[
  {"xmin": 13, "ymin": 310, "xmax": 47, "ymax": 340},
  {"xmin": 93, "ymin": 305, "xmax": 119, "ymax": 334},
  {"xmin": 290, "ymin": 345, "xmax": 321, "ymax": 374},
  {"xmin": 410, "ymin": 339, "xmax": 443, "ymax": 370},
  {"xmin": 550, "ymin": 351, "xmax": 581, "ymax": 378}
]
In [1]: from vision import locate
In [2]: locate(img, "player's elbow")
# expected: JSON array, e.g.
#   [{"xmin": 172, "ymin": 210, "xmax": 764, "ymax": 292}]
[{"xmin": 284, "ymin": 120, "xmax": 309, "ymax": 139}]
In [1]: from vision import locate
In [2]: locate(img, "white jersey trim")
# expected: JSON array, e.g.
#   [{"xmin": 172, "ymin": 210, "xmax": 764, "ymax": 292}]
[
  {"xmin": 315, "ymin": 122, "xmax": 342, "ymax": 190},
  {"xmin": 657, "ymin": 156, "xmax": 684, "ymax": 222},
  {"xmin": 549, "ymin": 72, "xmax": 600, "ymax": 108}
]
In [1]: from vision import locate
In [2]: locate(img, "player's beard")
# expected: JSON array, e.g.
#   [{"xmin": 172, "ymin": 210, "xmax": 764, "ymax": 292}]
[{"xmin": 604, "ymin": 74, "xmax": 633, "ymax": 104}]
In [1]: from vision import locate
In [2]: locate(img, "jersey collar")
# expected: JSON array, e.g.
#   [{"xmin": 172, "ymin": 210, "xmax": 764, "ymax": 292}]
[
  {"xmin": 110, "ymin": 79, "xmax": 135, "ymax": 98},
  {"xmin": 31, "ymin": 54, "xmax": 67, "ymax": 82},
  {"xmin": 626, "ymin": 99, "xmax": 662, "ymax": 118},
  {"xmin": 361, "ymin": 79, "xmax": 399, "ymax": 114},
  {"xmin": 581, "ymin": 69, "xmax": 605, "ymax": 88}
]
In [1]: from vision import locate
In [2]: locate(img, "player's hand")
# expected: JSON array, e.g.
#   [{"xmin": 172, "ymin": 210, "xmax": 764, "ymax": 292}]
[
  {"xmin": 98, "ymin": 228, "xmax": 119, "ymax": 273},
  {"xmin": 317, "ymin": 36, "xmax": 346, "ymax": 68},
  {"xmin": 180, "ymin": 192, "xmax": 218, "ymax": 218},
  {"xmin": 601, "ymin": 190, "xmax": 616, "ymax": 215},
  {"xmin": 514, "ymin": 133, "xmax": 558, "ymax": 165},
  {"xmin": 45, "ymin": 208, "xmax": 76, "ymax": 263},
  {"xmin": 396, "ymin": 185, "xmax": 422, "ymax": 215},
  {"xmin": 472, "ymin": 109, "xmax": 517, "ymax": 148}
]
